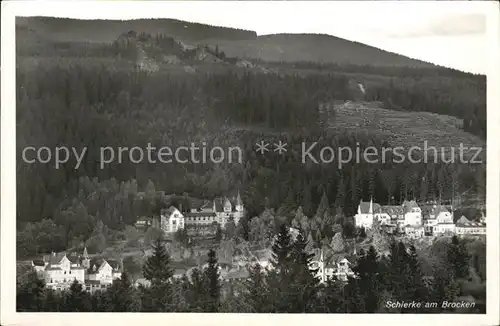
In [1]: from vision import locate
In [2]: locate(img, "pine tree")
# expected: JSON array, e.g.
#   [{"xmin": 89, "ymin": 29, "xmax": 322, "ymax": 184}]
[
  {"xmin": 203, "ymin": 249, "xmax": 221, "ymax": 312},
  {"xmin": 142, "ymin": 238, "xmax": 174, "ymax": 311},
  {"xmin": 143, "ymin": 238, "xmax": 174, "ymax": 285}
]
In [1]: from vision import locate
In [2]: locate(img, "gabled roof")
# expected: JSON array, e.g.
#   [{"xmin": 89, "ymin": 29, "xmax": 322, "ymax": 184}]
[
  {"xmin": 358, "ymin": 201, "xmax": 381, "ymax": 214},
  {"xmin": 358, "ymin": 201, "xmax": 371, "ymax": 214},
  {"xmin": 456, "ymin": 215, "xmax": 471, "ymax": 225},
  {"xmin": 162, "ymin": 205, "xmax": 180, "ymax": 216},
  {"xmin": 67, "ymin": 255, "xmax": 81, "ymax": 264},
  {"xmin": 88, "ymin": 258, "xmax": 107, "ymax": 273},
  {"xmin": 402, "ymin": 200, "xmax": 419, "ymax": 213},
  {"xmin": 106, "ymin": 259, "xmax": 122, "ymax": 271},
  {"xmin": 44, "ymin": 253, "xmax": 66, "ymax": 265}
]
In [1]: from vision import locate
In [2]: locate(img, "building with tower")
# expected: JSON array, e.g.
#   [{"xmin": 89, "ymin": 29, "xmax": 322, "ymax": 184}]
[{"xmin": 31, "ymin": 247, "xmax": 122, "ymax": 292}]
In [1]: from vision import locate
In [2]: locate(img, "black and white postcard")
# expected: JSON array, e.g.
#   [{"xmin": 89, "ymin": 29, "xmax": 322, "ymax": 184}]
[{"xmin": 1, "ymin": 1, "xmax": 499, "ymax": 325}]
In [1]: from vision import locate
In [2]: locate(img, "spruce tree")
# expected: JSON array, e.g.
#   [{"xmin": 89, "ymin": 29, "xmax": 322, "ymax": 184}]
[
  {"xmin": 203, "ymin": 249, "xmax": 221, "ymax": 312},
  {"xmin": 143, "ymin": 238, "xmax": 174, "ymax": 286},
  {"xmin": 142, "ymin": 238, "xmax": 174, "ymax": 311},
  {"xmin": 267, "ymin": 224, "xmax": 294, "ymax": 312}
]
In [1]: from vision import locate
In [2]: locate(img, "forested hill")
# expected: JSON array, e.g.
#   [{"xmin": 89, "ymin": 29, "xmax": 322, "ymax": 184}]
[
  {"xmin": 16, "ymin": 17, "xmax": 257, "ymax": 43},
  {"xmin": 18, "ymin": 16, "xmax": 441, "ymax": 69},
  {"xmin": 210, "ymin": 33, "xmax": 437, "ymax": 68}
]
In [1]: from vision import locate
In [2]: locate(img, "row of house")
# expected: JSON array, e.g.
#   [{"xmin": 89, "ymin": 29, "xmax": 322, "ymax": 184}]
[
  {"xmin": 31, "ymin": 247, "xmax": 122, "ymax": 293},
  {"xmin": 136, "ymin": 192, "xmax": 245, "ymax": 235},
  {"xmin": 354, "ymin": 199, "xmax": 486, "ymax": 238}
]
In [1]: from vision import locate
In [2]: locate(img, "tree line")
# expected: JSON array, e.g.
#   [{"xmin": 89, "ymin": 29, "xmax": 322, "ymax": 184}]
[{"xmin": 17, "ymin": 227, "xmax": 484, "ymax": 313}]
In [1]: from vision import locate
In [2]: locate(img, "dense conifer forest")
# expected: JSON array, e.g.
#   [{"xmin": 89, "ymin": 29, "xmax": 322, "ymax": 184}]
[{"xmin": 15, "ymin": 19, "xmax": 487, "ymax": 313}]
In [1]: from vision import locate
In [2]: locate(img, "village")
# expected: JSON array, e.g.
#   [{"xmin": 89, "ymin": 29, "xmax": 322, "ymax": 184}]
[{"xmin": 29, "ymin": 191, "xmax": 486, "ymax": 293}]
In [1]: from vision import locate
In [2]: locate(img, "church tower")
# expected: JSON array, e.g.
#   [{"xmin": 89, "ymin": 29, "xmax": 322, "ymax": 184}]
[
  {"xmin": 234, "ymin": 191, "xmax": 244, "ymax": 225},
  {"xmin": 82, "ymin": 246, "xmax": 90, "ymax": 269}
]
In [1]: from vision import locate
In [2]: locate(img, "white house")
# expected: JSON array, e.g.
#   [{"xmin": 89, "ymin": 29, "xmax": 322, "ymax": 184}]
[
  {"xmin": 86, "ymin": 258, "xmax": 122, "ymax": 285},
  {"xmin": 32, "ymin": 252, "xmax": 86, "ymax": 290},
  {"xmin": 402, "ymin": 200, "xmax": 422, "ymax": 226},
  {"xmin": 152, "ymin": 205, "xmax": 185, "ymax": 234},
  {"xmin": 431, "ymin": 205, "xmax": 456, "ymax": 235},
  {"xmin": 455, "ymin": 216, "xmax": 486, "ymax": 235}
]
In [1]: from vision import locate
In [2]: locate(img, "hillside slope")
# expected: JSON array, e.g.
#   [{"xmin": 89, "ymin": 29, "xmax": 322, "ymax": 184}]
[
  {"xmin": 17, "ymin": 17, "xmax": 436, "ymax": 68},
  {"xmin": 208, "ymin": 34, "xmax": 436, "ymax": 68}
]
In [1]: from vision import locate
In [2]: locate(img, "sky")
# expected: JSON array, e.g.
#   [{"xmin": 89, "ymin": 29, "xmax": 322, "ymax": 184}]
[{"xmin": 8, "ymin": 0, "xmax": 496, "ymax": 74}]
